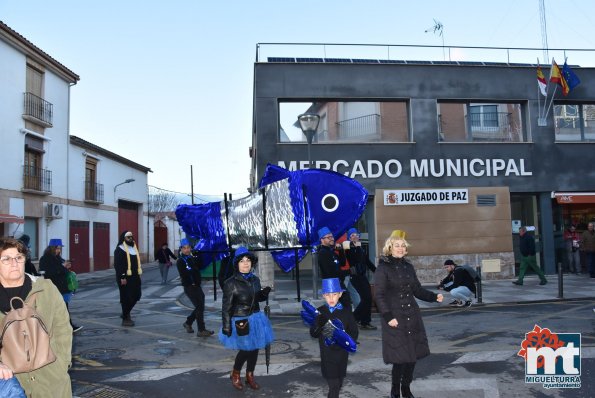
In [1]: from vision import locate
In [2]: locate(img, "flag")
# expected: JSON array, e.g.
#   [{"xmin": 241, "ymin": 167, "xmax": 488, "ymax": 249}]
[
  {"xmin": 550, "ymin": 60, "xmax": 569, "ymax": 96},
  {"xmin": 562, "ymin": 62, "xmax": 581, "ymax": 93},
  {"xmin": 537, "ymin": 65, "xmax": 547, "ymax": 96}
]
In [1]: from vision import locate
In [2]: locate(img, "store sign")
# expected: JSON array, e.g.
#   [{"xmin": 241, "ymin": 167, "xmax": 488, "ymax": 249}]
[
  {"xmin": 384, "ymin": 188, "xmax": 469, "ymax": 206},
  {"xmin": 278, "ymin": 158, "xmax": 532, "ymax": 180}
]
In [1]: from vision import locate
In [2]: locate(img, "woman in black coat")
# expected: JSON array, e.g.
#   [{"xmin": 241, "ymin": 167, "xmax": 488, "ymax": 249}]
[
  {"xmin": 374, "ymin": 234, "xmax": 443, "ymax": 398},
  {"xmin": 39, "ymin": 239, "xmax": 82, "ymax": 331},
  {"xmin": 219, "ymin": 247, "xmax": 273, "ymax": 391}
]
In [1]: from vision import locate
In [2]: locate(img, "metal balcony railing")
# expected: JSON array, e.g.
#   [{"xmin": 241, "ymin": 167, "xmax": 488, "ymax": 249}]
[
  {"xmin": 336, "ymin": 114, "xmax": 381, "ymax": 140},
  {"xmin": 85, "ymin": 180, "xmax": 104, "ymax": 203},
  {"xmin": 23, "ymin": 166, "xmax": 52, "ymax": 192},
  {"xmin": 23, "ymin": 92, "xmax": 53, "ymax": 126}
]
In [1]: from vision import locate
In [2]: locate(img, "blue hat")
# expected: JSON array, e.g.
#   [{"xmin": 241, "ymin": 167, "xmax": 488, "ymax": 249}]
[
  {"xmin": 347, "ymin": 228, "xmax": 359, "ymax": 238},
  {"xmin": 233, "ymin": 246, "xmax": 258, "ymax": 267},
  {"xmin": 49, "ymin": 238, "xmax": 63, "ymax": 247},
  {"xmin": 320, "ymin": 278, "xmax": 344, "ymax": 294},
  {"xmin": 318, "ymin": 227, "xmax": 333, "ymax": 240},
  {"xmin": 180, "ymin": 238, "xmax": 191, "ymax": 247}
]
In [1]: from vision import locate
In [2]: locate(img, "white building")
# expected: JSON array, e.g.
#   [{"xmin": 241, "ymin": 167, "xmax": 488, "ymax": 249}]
[{"xmin": 0, "ymin": 20, "xmax": 152, "ymax": 272}]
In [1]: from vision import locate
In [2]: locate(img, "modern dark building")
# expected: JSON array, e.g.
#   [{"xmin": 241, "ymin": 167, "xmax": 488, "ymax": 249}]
[{"xmin": 250, "ymin": 45, "xmax": 595, "ymax": 282}]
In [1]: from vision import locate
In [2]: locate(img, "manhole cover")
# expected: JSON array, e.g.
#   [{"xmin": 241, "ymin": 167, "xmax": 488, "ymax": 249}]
[
  {"xmin": 269, "ymin": 340, "xmax": 297, "ymax": 355},
  {"xmin": 81, "ymin": 348, "xmax": 125, "ymax": 361},
  {"xmin": 79, "ymin": 387, "xmax": 138, "ymax": 398},
  {"xmin": 77, "ymin": 328, "xmax": 120, "ymax": 337}
]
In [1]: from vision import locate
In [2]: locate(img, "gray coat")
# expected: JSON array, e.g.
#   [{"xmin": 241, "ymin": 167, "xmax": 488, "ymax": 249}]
[{"xmin": 374, "ymin": 256, "xmax": 437, "ymax": 364}]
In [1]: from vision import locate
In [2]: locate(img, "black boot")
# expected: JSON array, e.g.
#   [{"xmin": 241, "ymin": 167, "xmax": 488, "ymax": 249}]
[
  {"xmin": 401, "ymin": 384, "xmax": 414, "ymax": 398},
  {"xmin": 390, "ymin": 384, "xmax": 400, "ymax": 398}
]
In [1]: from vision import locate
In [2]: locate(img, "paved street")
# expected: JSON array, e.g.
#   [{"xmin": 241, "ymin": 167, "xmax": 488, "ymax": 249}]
[{"xmin": 69, "ymin": 265, "xmax": 595, "ymax": 397}]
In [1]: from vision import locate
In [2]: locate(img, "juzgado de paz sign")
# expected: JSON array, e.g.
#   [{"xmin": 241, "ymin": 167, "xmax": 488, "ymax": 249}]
[
  {"xmin": 384, "ymin": 189, "xmax": 469, "ymax": 206},
  {"xmin": 278, "ymin": 158, "xmax": 532, "ymax": 179}
]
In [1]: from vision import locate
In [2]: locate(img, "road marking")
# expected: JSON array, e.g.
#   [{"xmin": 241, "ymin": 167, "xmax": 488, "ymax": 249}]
[
  {"xmin": 105, "ymin": 367, "xmax": 197, "ymax": 382},
  {"xmin": 412, "ymin": 377, "xmax": 500, "ymax": 398},
  {"xmin": 216, "ymin": 362, "xmax": 307, "ymax": 377},
  {"xmin": 452, "ymin": 350, "xmax": 513, "ymax": 364},
  {"xmin": 161, "ymin": 286, "xmax": 184, "ymax": 298}
]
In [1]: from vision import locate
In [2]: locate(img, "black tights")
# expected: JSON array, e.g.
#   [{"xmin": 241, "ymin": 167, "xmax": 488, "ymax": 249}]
[
  {"xmin": 392, "ymin": 362, "xmax": 416, "ymax": 390},
  {"xmin": 233, "ymin": 349, "xmax": 259, "ymax": 372}
]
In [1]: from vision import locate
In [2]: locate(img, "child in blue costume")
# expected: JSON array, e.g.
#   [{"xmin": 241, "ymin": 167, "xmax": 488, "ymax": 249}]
[
  {"xmin": 310, "ymin": 278, "xmax": 359, "ymax": 398},
  {"xmin": 219, "ymin": 247, "xmax": 274, "ymax": 391}
]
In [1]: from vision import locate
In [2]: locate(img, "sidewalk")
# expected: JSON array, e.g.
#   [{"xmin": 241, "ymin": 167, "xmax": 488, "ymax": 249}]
[{"xmin": 76, "ymin": 264, "xmax": 595, "ymax": 315}]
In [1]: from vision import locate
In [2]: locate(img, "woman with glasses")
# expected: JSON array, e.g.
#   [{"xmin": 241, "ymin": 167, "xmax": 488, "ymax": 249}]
[
  {"xmin": 0, "ymin": 238, "xmax": 73, "ymax": 397},
  {"xmin": 374, "ymin": 232, "xmax": 443, "ymax": 398}
]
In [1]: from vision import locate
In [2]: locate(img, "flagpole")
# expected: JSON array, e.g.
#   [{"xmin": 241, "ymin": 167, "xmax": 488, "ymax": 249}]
[
  {"xmin": 544, "ymin": 84, "xmax": 558, "ymax": 120},
  {"xmin": 537, "ymin": 58, "xmax": 542, "ymax": 119}
]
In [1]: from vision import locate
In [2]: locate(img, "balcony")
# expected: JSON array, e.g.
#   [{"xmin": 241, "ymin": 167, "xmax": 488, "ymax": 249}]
[
  {"xmin": 22, "ymin": 166, "xmax": 52, "ymax": 194},
  {"xmin": 23, "ymin": 92, "xmax": 53, "ymax": 127},
  {"xmin": 336, "ymin": 114, "xmax": 381, "ymax": 141},
  {"xmin": 85, "ymin": 180, "xmax": 104, "ymax": 203}
]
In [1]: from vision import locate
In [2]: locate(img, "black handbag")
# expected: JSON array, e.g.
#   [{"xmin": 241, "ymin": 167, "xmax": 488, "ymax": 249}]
[{"xmin": 235, "ymin": 319, "xmax": 250, "ymax": 336}]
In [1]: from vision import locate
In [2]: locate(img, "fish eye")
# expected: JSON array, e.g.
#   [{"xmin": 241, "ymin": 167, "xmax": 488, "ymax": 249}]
[{"xmin": 321, "ymin": 194, "xmax": 339, "ymax": 212}]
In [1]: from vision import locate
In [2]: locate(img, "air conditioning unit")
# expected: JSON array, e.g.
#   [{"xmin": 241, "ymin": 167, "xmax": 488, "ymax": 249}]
[{"xmin": 46, "ymin": 203, "xmax": 64, "ymax": 219}]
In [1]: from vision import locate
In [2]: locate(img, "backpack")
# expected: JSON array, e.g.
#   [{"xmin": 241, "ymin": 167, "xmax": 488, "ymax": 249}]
[
  {"xmin": 0, "ymin": 293, "xmax": 57, "ymax": 374},
  {"xmin": 66, "ymin": 270, "xmax": 78, "ymax": 292},
  {"xmin": 461, "ymin": 264, "xmax": 481, "ymax": 282}
]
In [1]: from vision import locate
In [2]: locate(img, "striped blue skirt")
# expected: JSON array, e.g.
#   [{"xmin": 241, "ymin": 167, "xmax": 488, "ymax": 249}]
[{"xmin": 219, "ymin": 311, "xmax": 274, "ymax": 351}]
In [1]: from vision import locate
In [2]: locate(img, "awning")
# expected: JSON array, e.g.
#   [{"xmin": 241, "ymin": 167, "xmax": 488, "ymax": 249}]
[
  {"xmin": 0, "ymin": 214, "xmax": 25, "ymax": 224},
  {"xmin": 553, "ymin": 192, "xmax": 595, "ymax": 204}
]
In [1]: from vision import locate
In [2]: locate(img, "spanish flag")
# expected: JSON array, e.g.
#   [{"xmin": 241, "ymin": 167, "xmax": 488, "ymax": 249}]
[{"xmin": 550, "ymin": 60, "xmax": 569, "ymax": 96}]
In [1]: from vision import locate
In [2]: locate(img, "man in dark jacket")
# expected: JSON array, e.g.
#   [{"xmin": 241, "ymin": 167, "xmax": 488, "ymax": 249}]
[
  {"xmin": 177, "ymin": 239, "xmax": 213, "ymax": 337},
  {"xmin": 317, "ymin": 227, "xmax": 351, "ymax": 308},
  {"xmin": 513, "ymin": 226, "xmax": 547, "ymax": 286},
  {"xmin": 155, "ymin": 242, "xmax": 177, "ymax": 284},
  {"xmin": 344, "ymin": 228, "xmax": 376, "ymax": 329},
  {"xmin": 438, "ymin": 259, "xmax": 476, "ymax": 307}
]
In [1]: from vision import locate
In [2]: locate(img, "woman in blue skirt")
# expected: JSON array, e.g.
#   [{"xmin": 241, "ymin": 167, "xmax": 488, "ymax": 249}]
[{"xmin": 219, "ymin": 247, "xmax": 274, "ymax": 391}]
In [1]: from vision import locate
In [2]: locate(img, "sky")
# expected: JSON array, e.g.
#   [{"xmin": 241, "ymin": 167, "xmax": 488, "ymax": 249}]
[{"xmin": 3, "ymin": 0, "xmax": 595, "ymax": 199}]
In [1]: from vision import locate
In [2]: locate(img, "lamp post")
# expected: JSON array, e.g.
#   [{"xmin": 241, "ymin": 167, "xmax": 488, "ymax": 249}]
[
  {"xmin": 297, "ymin": 113, "xmax": 320, "ymax": 298},
  {"xmin": 113, "ymin": 178, "xmax": 135, "ymax": 201}
]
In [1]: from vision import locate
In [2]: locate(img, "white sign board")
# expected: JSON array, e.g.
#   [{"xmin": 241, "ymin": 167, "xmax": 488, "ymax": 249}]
[{"xmin": 384, "ymin": 189, "xmax": 469, "ymax": 206}]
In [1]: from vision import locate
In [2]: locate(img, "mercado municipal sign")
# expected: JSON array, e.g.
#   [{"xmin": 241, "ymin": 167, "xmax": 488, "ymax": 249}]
[
  {"xmin": 278, "ymin": 158, "xmax": 532, "ymax": 179},
  {"xmin": 384, "ymin": 189, "xmax": 469, "ymax": 206}
]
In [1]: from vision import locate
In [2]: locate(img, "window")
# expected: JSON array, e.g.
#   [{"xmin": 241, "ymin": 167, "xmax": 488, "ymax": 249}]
[
  {"xmin": 279, "ymin": 101, "xmax": 410, "ymax": 143},
  {"xmin": 438, "ymin": 102, "xmax": 524, "ymax": 142},
  {"xmin": 23, "ymin": 135, "xmax": 51, "ymax": 192},
  {"xmin": 554, "ymin": 104, "xmax": 595, "ymax": 141}
]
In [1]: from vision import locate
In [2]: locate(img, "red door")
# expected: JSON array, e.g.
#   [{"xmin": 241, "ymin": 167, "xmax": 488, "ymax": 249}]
[
  {"xmin": 69, "ymin": 220, "xmax": 90, "ymax": 273},
  {"xmin": 93, "ymin": 222, "xmax": 110, "ymax": 271},
  {"xmin": 118, "ymin": 200, "xmax": 139, "ymax": 245},
  {"xmin": 154, "ymin": 220, "xmax": 168, "ymax": 260}
]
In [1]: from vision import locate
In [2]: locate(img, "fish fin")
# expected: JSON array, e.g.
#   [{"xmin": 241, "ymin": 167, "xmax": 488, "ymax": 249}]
[{"xmin": 259, "ymin": 163, "xmax": 291, "ymax": 188}]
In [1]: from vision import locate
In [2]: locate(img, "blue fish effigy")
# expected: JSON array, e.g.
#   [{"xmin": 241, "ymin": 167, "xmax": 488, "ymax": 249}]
[
  {"xmin": 300, "ymin": 300, "xmax": 357, "ymax": 353},
  {"xmin": 175, "ymin": 164, "xmax": 368, "ymax": 272}
]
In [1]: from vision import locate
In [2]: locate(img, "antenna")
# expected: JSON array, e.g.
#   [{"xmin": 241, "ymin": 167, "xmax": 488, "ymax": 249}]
[
  {"xmin": 425, "ymin": 19, "xmax": 446, "ymax": 60},
  {"xmin": 539, "ymin": 0, "xmax": 549, "ymax": 63}
]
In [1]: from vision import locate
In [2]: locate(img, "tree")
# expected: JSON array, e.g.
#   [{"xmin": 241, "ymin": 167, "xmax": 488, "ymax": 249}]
[{"xmin": 148, "ymin": 186, "xmax": 179, "ymax": 215}]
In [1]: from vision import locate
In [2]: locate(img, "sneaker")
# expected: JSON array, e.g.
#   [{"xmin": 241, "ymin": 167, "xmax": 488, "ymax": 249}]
[
  {"xmin": 539, "ymin": 280, "xmax": 547, "ymax": 286},
  {"xmin": 455, "ymin": 301, "xmax": 467, "ymax": 307},
  {"xmin": 464, "ymin": 300, "xmax": 472, "ymax": 307},
  {"xmin": 197, "ymin": 329, "xmax": 214, "ymax": 337},
  {"xmin": 512, "ymin": 281, "xmax": 523, "ymax": 286},
  {"xmin": 448, "ymin": 299, "xmax": 459, "ymax": 305},
  {"xmin": 360, "ymin": 323, "xmax": 378, "ymax": 330},
  {"xmin": 122, "ymin": 318, "xmax": 135, "ymax": 327},
  {"xmin": 183, "ymin": 322, "xmax": 194, "ymax": 333},
  {"xmin": 72, "ymin": 325, "xmax": 83, "ymax": 333},
  {"xmin": 449, "ymin": 300, "xmax": 462, "ymax": 307}
]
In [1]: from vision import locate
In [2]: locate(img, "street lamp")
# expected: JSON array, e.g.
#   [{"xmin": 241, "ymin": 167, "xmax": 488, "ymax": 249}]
[
  {"xmin": 297, "ymin": 112, "xmax": 320, "ymax": 298},
  {"xmin": 298, "ymin": 113, "xmax": 320, "ymax": 168},
  {"xmin": 114, "ymin": 178, "xmax": 135, "ymax": 194}
]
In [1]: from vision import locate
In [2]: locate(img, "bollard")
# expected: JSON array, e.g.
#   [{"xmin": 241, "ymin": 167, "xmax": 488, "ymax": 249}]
[
  {"xmin": 294, "ymin": 248, "xmax": 301, "ymax": 301},
  {"xmin": 475, "ymin": 265, "xmax": 482, "ymax": 304},
  {"xmin": 557, "ymin": 262, "xmax": 564, "ymax": 299}
]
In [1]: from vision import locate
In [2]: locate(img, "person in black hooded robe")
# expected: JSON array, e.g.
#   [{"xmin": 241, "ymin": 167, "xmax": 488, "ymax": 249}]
[{"xmin": 114, "ymin": 231, "xmax": 142, "ymax": 326}]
